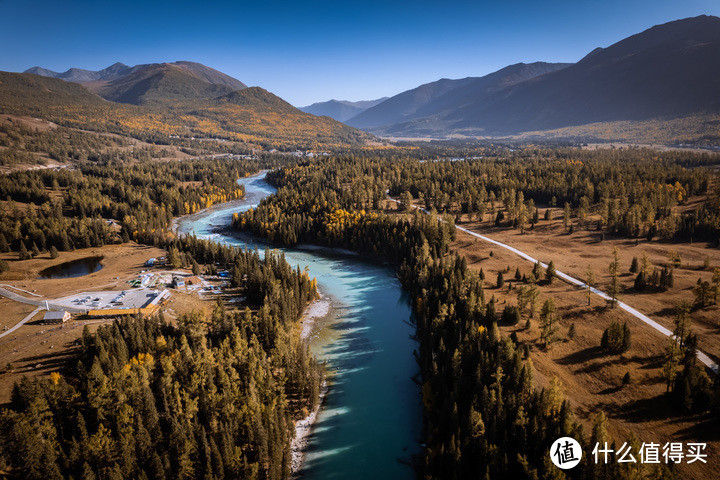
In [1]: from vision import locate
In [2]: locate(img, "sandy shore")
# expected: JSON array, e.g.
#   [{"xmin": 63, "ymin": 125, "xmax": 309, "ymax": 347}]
[
  {"xmin": 291, "ymin": 380, "xmax": 327, "ymax": 474},
  {"xmin": 300, "ymin": 294, "xmax": 331, "ymax": 340},
  {"xmin": 291, "ymin": 293, "xmax": 332, "ymax": 474}
]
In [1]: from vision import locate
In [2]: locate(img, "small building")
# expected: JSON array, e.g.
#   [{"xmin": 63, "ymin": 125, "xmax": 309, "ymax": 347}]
[
  {"xmin": 43, "ymin": 310, "xmax": 71, "ymax": 324},
  {"xmin": 145, "ymin": 258, "xmax": 155, "ymax": 267},
  {"xmin": 172, "ymin": 277, "xmax": 185, "ymax": 288}
]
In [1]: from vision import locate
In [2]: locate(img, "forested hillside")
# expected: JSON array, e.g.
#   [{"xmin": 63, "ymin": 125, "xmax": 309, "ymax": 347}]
[{"xmin": 0, "ymin": 71, "xmax": 374, "ymax": 151}]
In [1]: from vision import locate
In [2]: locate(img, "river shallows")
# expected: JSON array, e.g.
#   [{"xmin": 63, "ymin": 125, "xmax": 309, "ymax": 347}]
[{"xmin": 176, "ymin": 173, "xmax": 421, "ymax": 479}]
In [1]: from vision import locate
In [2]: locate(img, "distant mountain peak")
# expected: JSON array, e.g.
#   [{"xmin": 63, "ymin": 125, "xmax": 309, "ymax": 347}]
[
  {"xmin": 300, "ymin": 97, "xmax": 389, "ymax": 122},
  {"xmin": 24, "ymin": 66, "xmax": 59, "ymax": 77}
]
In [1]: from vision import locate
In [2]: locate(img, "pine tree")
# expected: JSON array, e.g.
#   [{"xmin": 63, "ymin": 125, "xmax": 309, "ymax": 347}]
[
  {"xmin": 584, "ymin": 265, "xmax": 596, "ymax": 306},
  {"xmin": 400, "ymin": 190, "xmax": 413, "ymax": 212},
  {"xmin": 629, "ymin": 257, "xmax": 639, "ymax": 273},
  {"xmin": 563, "ymin": 202, "xmax": 571, "ymax": 230},
  {"xmin": 168, "ymin": 247, "xmax": 181, "ymax": 269},
  {"xmin": 567, "ymin": 322, "xmax": 576, "ymax": 339},
  {"xmin": 607, "ymin": 247, "xmax": 622, "ymax": 308},
  {"xmin": 693, "ymin": 279, "xmax": 712, "ymax": 308},
  {"xmin": 713, "ymin": 267, "xmax": 720, "ymax": 304},
  {"xmin": 545, "ymin": 261, "xmax": 557, "ymax": 284},
  {"xmin": 0, "ymin": 233, "xmax": 9, "ymax": 253},
  {"xmin": 540, "ymin": 298, "xmax": 559, "ymax": 347},
  {"xmin": 532, "ymin": 261, "xmax": 543, "ymax": 279},
  {"xmin": 18, "ymin": 241, "xmax": 30, "ymax": 260},
  {"xmin": 634, "ymin": 271, "xmax": 647, "ymax": 291}
]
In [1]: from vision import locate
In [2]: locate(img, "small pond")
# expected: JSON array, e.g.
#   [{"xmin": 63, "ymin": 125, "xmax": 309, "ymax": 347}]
[{"xmin": 38, "ymin": 256, "xmax": 104, "ymax": 279}]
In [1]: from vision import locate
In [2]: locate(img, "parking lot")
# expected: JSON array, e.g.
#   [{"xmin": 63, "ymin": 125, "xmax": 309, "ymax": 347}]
[{"xmin": 53, "ymin": 289, "xmax": 166, "ymax": 313}]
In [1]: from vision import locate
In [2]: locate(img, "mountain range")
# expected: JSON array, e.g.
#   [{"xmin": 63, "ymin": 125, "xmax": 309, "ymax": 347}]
[
  {"xmin": 299, "ymin": 98, "xmax": 388, "ymax": 122},
  {"xmin": 336, "ymin": 15, "xmax": 720, "ymax": 140},
  {"xmin": 24, "ymin": 61, "xmax": 247, "ymax": 105},
  {"xmin": 13, "ymin": 15, "xmax": 720, "ymax": 144},
  {"xmin": 3, "ymin": 61, "xmax": 372, "ymax": 149},
  {"xmin": 347, "ymin": 63, "xmax": 569, "ymax": 131}
]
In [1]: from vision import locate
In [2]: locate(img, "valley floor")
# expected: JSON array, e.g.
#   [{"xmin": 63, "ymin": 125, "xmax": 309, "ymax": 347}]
[{"xmin": 386, "ymin": 200, "xmax": 719, "ymax": 480}]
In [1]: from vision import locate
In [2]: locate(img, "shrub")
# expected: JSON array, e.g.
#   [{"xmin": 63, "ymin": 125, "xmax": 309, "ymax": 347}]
[{"xmin": 501, "ymin": 305, "xmax": 521, "ymax": 325}]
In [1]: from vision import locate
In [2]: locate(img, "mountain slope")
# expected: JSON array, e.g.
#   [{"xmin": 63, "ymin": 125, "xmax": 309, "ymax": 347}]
[
  {"xmin": 300, "ymin": 97, "xmax": 388, "ymax": 122},
  {"xmin": 448, "ymin": 15, "xmax": 720, "ymax": 135},
  {"xmin": 172, "ymin": 61, "xmax": 246, "ymax": 90},
  {"xmin": 0, "ymin": 70, "xmax": 373, "ymax": 149},
  {"xmin": 368, "ymin": 15, "xmax": 720, "ymax": 137},
  {"xmin": 0, "ymin": 71, "xmax": 107, "ymax": 109},
  {"xmin": 23, "ymin": 61, "xmax": 247, "ymax": 105},
  {"xmin": 347, "ymin": 77, "xmax": 477, "ymax": 128},
  {"xmin": 408, "ymin": 62, "xmax": 571, "ymax": 120},
  {"xmin": 24, "ymin": 66, "xmax": 60, "ymax": 78},
  {"xmin": 361, "ymin": 62, "xmax": 570, "ymax": 135},
  {"xmin": 96, "ymin": 63, "xmax": 237, "ymax": 104}
]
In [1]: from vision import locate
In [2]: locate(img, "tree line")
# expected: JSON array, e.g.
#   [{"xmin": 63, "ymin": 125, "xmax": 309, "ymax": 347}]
[{"xmin": 0, "ymin": 158, "xmax": 277, "ymax": 257}]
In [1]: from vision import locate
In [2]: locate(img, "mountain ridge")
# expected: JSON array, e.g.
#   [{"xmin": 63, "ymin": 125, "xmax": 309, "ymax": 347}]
[
  {"xmin": 23, "ymin": 61, "xmax": 247, "ymax": 105},
  {"xmin": 0, "ymin": 69, "xmax": 373, "ymax": 149},
  {"xmin": 353, "ymin": 15, "xmax": 720, "ymax": 139}
]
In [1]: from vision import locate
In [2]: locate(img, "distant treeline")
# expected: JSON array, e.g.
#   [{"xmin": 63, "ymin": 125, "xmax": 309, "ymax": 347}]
[
  {"xmin": 386, "ymin": 148, "xmax": 719, "ymax": 243},
  {"xmin": 0, "ymin": 159, "xmax": 275, "ymax": 256},
  {"xmin": 259, "ymin": 149, "xmax": 720, "ymax": 244}
]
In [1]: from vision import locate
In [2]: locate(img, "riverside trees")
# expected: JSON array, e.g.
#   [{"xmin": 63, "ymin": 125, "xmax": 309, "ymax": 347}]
[
  {"xmin": 0, "ymin": 158, "xmax": 265, "ymax": 256},
  {"xmin": 0, "ymin": 244, "xmax": 322, "ymax": 480}
]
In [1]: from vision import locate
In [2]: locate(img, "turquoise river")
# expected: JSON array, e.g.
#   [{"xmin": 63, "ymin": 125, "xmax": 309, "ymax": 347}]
[{"xmin": 176, "ymin": 172, "xmax": 421, "ymax": 479}]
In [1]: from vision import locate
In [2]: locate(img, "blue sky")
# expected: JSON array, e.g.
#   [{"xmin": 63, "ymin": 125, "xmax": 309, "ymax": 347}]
[{"xmin": 2, "ymin": 0, "xmax": 720, "ymax": 106}]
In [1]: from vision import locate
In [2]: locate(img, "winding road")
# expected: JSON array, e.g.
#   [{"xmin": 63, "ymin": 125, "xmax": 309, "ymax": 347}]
[{"xmin": 389, "ymin": 198, "xmax": 719, "ymax": 373}]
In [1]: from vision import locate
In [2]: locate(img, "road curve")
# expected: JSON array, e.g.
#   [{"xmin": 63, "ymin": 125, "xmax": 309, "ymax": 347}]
[
  {"xmin": 389, "ymin": 198, "xmax": 719, "ymax": 373},
  {"xmin": 0, "ymin": 307, "xmax": 42, "ymax": 339}
]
